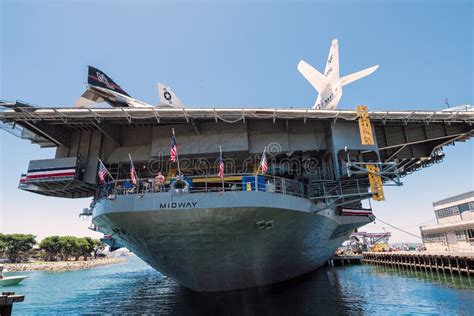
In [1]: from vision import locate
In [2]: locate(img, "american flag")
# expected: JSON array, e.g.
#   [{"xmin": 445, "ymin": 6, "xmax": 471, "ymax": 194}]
[
  {"xmin": 218, "ymin": 149, "xmax": 224, "ymax": 179},
  {"xmin": 170, "ymin": 133, "xmax": 177, "ymax": 162},
  {"xmin": 130, "ymin": 164, "xmax": 137, "ymax": 185},
  {"xmin": 98, "ymin": 161, "xmax": 108, "ymax": 183},
  {"xmin": 260, "ymin": 147, "xmax": 268, "ymax": 174},
  {"xmin": 129, "ymin": 155, "xmax": 138, "ymax": 185}
]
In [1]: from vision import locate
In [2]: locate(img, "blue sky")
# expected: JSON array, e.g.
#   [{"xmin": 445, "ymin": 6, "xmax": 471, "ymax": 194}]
[{"xmin": 1, "ymin": 0, "xmax": 472, "ymax": 242}]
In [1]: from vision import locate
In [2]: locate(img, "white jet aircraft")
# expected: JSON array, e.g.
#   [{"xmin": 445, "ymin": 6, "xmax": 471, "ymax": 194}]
[
  {"xmin": 441, "ymin": 104, "xmax": 473, "ymax": 112},
  {"xmin": 298, "ymin": 39, "xmax": 379, "ymax": 110},
  {"xmin": 75, "ymin": 66, "xmax": 184, "ymax": 108}
]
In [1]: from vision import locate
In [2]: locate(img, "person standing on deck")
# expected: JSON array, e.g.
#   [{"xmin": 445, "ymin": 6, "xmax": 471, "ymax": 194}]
[{"xmin": 154, "ymin": 172, "xmax": 166, "ymax": 191}]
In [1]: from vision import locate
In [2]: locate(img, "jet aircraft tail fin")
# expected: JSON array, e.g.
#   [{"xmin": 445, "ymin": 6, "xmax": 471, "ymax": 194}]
[
  {"xmin": 157, "ymin": 83, "xmax": 184, "ymax": 108},
  {"xmin": 324, "ymin": 39, "xmax": 339, "ymax": 80},
  {"xmin": 87, "ymin": 66, "xmax": 131, "ymax": 97},
  {"xmin": 297, "ymin": 39, "xmax": 378, "ymax": 110},
  {"xmin": 75, "ymin": 66, "xmax": 140, "ymax": 108}
]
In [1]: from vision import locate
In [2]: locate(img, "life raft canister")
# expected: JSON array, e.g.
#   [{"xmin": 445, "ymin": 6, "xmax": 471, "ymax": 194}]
[{"xmin": 170, "ymin": 175, "xmax": 190, "ymax": 194}]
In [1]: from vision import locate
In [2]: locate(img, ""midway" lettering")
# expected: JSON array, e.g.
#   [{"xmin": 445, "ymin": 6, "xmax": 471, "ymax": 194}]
[{"xmin": 159, "ymin": 201, "xmax": 198, "ymax": 209}]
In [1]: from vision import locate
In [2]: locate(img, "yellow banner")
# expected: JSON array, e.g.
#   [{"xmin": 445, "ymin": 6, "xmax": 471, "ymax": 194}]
[{"xmin": 357, "ymin": 105, "xmax": 374, "ymax": 145}]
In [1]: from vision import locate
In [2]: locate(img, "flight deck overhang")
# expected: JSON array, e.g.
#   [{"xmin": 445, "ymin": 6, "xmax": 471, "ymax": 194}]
[
  {"xmin": 1, "ymin": 103, "xmax": 472, "ymax": 155},
  {"xmin": 1, "ymin": 101, "xmax": 473, "ymax": 198},
  {"xmin": 1, "ymin": 103, "xmax": 472, "ymax": 151},
  {"xmin": 1, "ymin": 102, "xmax": 473, "ymax": 126}
]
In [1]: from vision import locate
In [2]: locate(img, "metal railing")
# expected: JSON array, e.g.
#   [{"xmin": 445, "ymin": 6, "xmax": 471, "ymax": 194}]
[
  {"xmin": 96, "ymin": 174, "xmax": 308, "ymax": 200},
  {"xmin": 308, "ymin": 177, "xmax": 375, "ymax": 211},
  {"xmin": 96, "ymin": 172, "xmax": 384, "ymax": 212}
]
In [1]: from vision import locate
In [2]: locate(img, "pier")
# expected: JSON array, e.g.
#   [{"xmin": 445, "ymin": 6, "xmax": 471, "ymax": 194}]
[
  {"xmin": 362, "ymin": 252, "xmax": 474, "ymax": 277},
  {"xmin": 0, "ymin": 292, "xmax": 24, "ymax": 316},
  {"xmin": 327, "ymin": 255, "xmax": 363, "ymax": 266}
]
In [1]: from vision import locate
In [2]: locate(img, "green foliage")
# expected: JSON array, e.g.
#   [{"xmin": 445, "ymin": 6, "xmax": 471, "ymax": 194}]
[
  {"xmin": 74, "ymin": 237, "xmax": 93, "ymax": 261},
  {"xmin": 38, "ymin": 236, "xmax": 105, "ymax": 261},
  {"xmin": 39, "ymin": 236, "xmax": 62, "ymax": 261},
  {"xmin": 0, "ymin": 239, "xmax": 6, "ymax": 253},
  {"xmin": 0, "ymin": 234, "xmax": 105, "ymax": 262},
  {"xmin": 58, "ymin": 236, "xmax": 78, "ymax": 261},
  {"xmin": 0, "ymin": 233, "xmax": 36, "ymax": 262},
  {"xmin": 91, "ymin": 239, "xmax": 106, "ymax": 259}
]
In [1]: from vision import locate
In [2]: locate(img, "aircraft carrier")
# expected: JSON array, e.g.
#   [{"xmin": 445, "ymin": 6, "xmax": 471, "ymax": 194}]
[
  {"xmin": 2, "ymin": 101, "xmax": 473, "ymax": 291},
  {"xmin": 1, "ymin": 47, "xmax": 473, "ymax": 291}
]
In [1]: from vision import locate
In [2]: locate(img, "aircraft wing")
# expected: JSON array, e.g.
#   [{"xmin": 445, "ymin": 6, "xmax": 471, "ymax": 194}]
[
  {"xmin": 340, "ymin": 65, "xmax": 379, "ymax": 87},
  {"xmin": 297, "ymin": 60, "xmax": 328, "ymax": 93},
  {"xmin": 75, "ymin": 89, "xmax": 105, "ymax": 107},
  {"xmin": 441, "ymin": 105, "xmax": 473, "ymax": 112}
]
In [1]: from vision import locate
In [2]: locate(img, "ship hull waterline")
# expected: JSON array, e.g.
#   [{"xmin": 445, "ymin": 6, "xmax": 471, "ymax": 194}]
[{"xmin": 93, "ymin": 191, "xmax": 372, "ymax": 292}]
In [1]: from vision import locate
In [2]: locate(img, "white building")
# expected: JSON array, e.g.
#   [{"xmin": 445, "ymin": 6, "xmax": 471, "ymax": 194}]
[{"xmin": 420, "ymin": 191, "xmax": 474, "ymax": 252}]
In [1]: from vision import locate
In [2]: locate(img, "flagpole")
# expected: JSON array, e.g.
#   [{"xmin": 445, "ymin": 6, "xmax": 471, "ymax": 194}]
[
  {"xmin": 172, "ymin": 128, "xmax": 181, "ymax": 176},
  {"xmin": 220, "ymin": 146, "xmax": 224, "ymax": 192},
  {"xmin": 255, "ymin": 154, "xmax": 260, "ymax": 175},
  {"xmin": 97, "ymin": 157, "xmax": 115, "ymax": 180}
]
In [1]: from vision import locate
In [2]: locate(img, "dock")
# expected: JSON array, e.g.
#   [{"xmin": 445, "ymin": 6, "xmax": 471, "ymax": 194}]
[
  {"xmin": 362, "ymin": 252, "xmax": 474, "ymax": 277},
  {"xmin": 327, "ymin": 255, "xmax": 363, "ymax": 266},
  {"xmin": 0, "ymin": 292, "xmax": 24, "ymax": 316}
]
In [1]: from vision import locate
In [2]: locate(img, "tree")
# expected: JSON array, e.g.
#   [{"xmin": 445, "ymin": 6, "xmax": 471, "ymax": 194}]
[
  {"xmin": 0, "ymin": 234, "xmax": 36, "ymax": 263},
  {"xmin": 81, "ymin": 237, "xmax": 95, "ymax": 261},
  {"xmin": 73, "ymin": 237, "xmax": 94, "ymax": 261},
  {"xmin": 58, "ymin": 236, "xmax": 79, "ymax": 261},
  {"xmin": 0, "ymin": 237, "xmax": 6, "ymax": 259},
  {"xmin": 39, "ymin": 236, "xmax": 62, "ymax": 261},
  {"xmin": 39, "ymin": 236, "xmax": 105, "ymax": 261},
  {"xmin": 92, "ymin": 239, "xmax": 106, "ymax": 259}
]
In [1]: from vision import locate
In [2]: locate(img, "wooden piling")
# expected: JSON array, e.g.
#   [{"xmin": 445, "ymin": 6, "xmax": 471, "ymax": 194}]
[
  {"xmin": 0, "ymin": 292, "xmax": 24, "ymax": 316},
  {"xmin": 362, "ymin": 252, "xmax": 474, "ymax": 277},
  {"xmin": 448, "ymin": 256, "xmax": 454, "ymax": 277},
  {"xmin": 465, "ymin": 259, "xmax": 471, "ymax": 281},
  {"xmin": 455, "ymin": 258, "xmax": 461, "ymax": 277}
]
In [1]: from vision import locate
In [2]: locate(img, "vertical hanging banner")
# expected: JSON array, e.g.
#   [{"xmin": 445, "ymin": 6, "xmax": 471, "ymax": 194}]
[
  {"xmin": 357, "ymin": 105, "xmax": 374, "ymax": 145},
  {"xmin": 357, "ymin": 105, "xmax": 384, "ymax": 201},
  {"xmin": 367, "ymin": 164, "xmax": 385, "ymax": 201}
]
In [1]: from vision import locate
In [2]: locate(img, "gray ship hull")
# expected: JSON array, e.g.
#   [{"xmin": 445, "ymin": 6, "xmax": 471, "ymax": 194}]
[{"xmin": 93, "ymin": 191, "xmax": 372, "ymax": 292}]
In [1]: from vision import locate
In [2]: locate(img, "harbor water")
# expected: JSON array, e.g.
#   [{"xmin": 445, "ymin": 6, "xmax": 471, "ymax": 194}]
[{"xmin": 4, "ymin": 256, "xmax": 474, "ymax": 315}]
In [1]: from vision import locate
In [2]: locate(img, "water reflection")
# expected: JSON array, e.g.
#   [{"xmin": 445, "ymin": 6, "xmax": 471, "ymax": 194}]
[
  {"xmin": 371, "ymin": 264, "xmax": 473, "ymax": 290},
  {"xmin": 101, "ymin": 267, "xmax": 358, "ymax": 315},
  {"xmin": 9, "ymin": 257, "xmax": 474, "ymax": 315}
]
